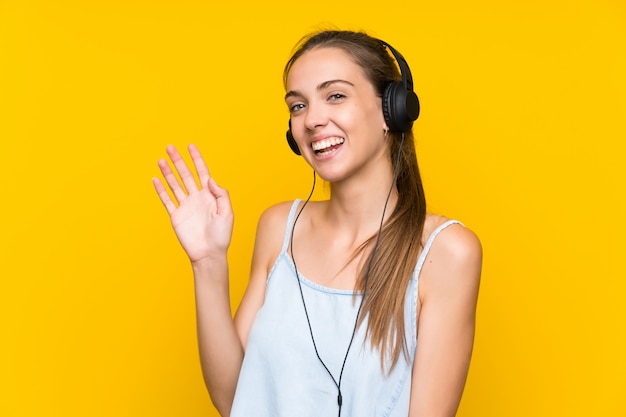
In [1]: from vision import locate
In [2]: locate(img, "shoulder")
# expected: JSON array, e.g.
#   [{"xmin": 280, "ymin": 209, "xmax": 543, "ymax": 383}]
[
  {"xmin": 419, "ymin": 214, "xmax": 482, "ymax": 302},
  {"xmin": 257, "ymin": 200, "xmax": 297, "ymax": 230},
  {"xmin": 254, "ymin": 200, "xmax": 297, "ymax": 249},
  {"xmin": 423, "ymin": 214, "xmax": 482, "ymax": 262},
  {"xmin": 252, "ymin": 201, "xmax": 299, "ymax": 268},
  {"xmin": 257, "ymin": 199, "xmax": 327, "ymax": 232}
]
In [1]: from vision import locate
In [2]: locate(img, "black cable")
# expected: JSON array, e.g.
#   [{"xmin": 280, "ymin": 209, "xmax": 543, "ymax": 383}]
[{"xmin": 290, "ymin": 132, "xmax": 406, "ymax": 416}]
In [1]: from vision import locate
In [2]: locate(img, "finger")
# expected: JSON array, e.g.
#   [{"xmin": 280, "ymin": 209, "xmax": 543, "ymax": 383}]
[
  {"xmin": 207, "ymin": 177, "xmax": 232, "ymax": 217},
  {"xmin": 188, "ymin": 144, "xmax": 211, "ymax": 187},
  {"xmin": 157, "ymin": 157, "xmax": 187, "ymax": 204},
  {"xmin": 167, "ymin": 145, "xmax": 200, "ymax": 195},
  {"xmin": 152, "ymin": 177, "xmax": 178, "ymax": 214}
]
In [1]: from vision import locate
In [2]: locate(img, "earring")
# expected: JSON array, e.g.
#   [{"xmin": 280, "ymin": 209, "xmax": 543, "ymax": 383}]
[{"xmin": 384, "ymin": 128, "xmax": 389, "ymax": 137}]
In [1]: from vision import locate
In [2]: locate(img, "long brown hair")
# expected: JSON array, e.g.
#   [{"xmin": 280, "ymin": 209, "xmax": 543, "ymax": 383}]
[{"xmin": 284, "ymin": 30, "xmax": 427, "ymax": 371}]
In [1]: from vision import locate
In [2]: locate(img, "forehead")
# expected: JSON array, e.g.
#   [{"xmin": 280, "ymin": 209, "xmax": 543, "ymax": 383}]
[{"xmin": 285, "ymin": 46, "xmax": 369, "ymax": 91}]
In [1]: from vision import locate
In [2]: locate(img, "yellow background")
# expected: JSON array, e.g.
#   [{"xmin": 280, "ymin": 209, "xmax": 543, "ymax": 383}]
[{"xmin": 1, "ymin": 0, "xmax": 624, "ymax": 415}]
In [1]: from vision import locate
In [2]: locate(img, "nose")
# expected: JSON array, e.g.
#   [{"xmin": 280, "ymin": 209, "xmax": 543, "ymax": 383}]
[{"xmin": 303, "ymin": 101, "xmax": 329, "ymax": 131}]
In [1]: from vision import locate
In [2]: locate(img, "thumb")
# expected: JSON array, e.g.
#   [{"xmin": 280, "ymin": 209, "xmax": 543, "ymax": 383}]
[{"xmin": 207, "ymin": 177, "xmax": 232, "ymax": 215}]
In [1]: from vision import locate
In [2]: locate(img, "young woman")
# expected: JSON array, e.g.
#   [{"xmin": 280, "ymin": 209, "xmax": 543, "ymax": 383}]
[{"xmin": 153, "ymin": 30, "xmax": 482, "ymax": 417}]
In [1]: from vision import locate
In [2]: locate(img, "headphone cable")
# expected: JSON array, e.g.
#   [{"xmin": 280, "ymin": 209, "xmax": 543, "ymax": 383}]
[{"xmin": 289, "ymin": 132, "xmax": 406, "ymax": 416}]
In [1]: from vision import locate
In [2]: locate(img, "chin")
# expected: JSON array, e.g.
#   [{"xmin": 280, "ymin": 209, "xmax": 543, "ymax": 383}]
[{"xmin": 314, "ymin": 168, "xmax": 349, "ymax": 184}]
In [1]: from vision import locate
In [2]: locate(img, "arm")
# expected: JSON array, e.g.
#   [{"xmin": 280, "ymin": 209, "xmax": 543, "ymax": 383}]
[
  {"xmin": 409, "ymin": 224, "xmax": 483, "ymax": 417},
  {"xmin": 153, "ymin": 145, "xmax": 241, "ymax": 416}
]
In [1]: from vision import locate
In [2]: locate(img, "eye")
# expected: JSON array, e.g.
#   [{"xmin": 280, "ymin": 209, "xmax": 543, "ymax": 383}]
[
  {"xmin": 289, "ymin": 103, "xmax": 306, "ymax": 113},
  {"xmin": 328, "ymin": 93, "xmax": 346, "ymax": 101}
]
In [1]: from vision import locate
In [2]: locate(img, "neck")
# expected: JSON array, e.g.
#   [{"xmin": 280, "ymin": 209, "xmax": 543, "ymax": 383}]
[{"xmin": 322, "ymin": 165, "xmax": 398, "ymax": 242}]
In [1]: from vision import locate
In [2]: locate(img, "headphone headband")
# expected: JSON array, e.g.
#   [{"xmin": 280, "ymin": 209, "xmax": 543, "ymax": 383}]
[{"xmin": 379, "ymin": 40, "xmax": 414, "ymax": 92}]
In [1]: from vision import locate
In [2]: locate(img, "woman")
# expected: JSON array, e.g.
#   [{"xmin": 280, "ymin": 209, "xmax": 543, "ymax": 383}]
[{"xmin": 153, "ymin": 30, "xmax": 482, "ymax": 417}]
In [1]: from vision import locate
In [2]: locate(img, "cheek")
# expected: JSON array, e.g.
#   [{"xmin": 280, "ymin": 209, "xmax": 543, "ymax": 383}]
[
  {"xmin": 368, "ymin": 101, "xmax": 385, "ymax": 128},
  {"xmin": 336, "ymin": 104, "xmax": 367, "ymax": 130},
  {"xmin": 358, "ymin": 96, "xmax": 383, "ymax": 121},
  {"xmin": 289, "ymin": 117, "xmax": 305, "ymax": 138},
  {"xmin": 343, "ymin": 103, "xmax": 384, "ymax": 134}
]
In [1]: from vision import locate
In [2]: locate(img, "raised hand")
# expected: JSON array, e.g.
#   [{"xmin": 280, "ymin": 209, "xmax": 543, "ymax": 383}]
[{"xmin": 152, "ymin": 144, "xmax": 234, "ymax": 264}]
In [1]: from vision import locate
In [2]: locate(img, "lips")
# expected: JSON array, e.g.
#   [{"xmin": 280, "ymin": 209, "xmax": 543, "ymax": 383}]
[{"xmin": 311, "ymin": 136, "xmax": 345, "ymax": 154}]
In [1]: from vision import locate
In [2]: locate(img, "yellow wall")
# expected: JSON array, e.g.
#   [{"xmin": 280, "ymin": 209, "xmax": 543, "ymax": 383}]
[{"xmin": 1, "ymin": 0, "xmax": 624, "ymax": 415}]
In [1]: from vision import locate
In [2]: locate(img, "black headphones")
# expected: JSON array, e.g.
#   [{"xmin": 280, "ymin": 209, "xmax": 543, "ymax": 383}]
[{"xmin": 285, "ymin": 40, "xmax": 420, "ymax": 156}]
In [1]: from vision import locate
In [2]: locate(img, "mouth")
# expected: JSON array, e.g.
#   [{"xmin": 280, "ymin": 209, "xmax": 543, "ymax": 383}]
[{"xmin": 311, "ymin": 137, "xmax": 345, "ymax": 156}]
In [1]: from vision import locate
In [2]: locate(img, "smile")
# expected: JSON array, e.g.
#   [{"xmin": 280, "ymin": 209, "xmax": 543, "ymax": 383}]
[{"xmin": 312, "ymin": 137, "xmax": 345, "ymax": 154}]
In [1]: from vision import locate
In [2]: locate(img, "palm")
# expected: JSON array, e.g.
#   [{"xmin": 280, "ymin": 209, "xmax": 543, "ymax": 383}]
[{"xmin": 153, "ymin": 145, "xmax": 233, "ymax": 263}]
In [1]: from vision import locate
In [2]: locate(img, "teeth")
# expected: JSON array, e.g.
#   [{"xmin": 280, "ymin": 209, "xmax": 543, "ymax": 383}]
[{"xmin": 312, "ymin": 137, "xmax": 345, "ymax": 152}]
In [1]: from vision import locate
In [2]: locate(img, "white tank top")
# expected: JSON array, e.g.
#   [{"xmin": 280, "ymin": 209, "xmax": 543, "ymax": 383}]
[{"xmin": 230, "ymin": 200, "xmax": 460, "ymax": 417}]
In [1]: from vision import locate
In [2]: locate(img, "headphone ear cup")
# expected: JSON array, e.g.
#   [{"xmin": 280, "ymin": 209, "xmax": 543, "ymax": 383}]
[
  {"xmin": 382, "ymin": 82, "xmax": 398, "ymax": 131},
  {"xmin": 397, "ymin": 87, "xmax": 419, "ymax": 131},
  {"xmin": 382, "ymin": 82, "xmax": 420, "ymax": 133},
  {"xmin": 286, "ymin": 120, "xmax": 301, "ymax": 155}
]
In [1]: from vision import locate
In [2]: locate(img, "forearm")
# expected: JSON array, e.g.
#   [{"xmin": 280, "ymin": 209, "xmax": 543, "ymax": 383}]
[{"xmin": 192, "ymin": 256, "xmax": 243, "ymax": 417}]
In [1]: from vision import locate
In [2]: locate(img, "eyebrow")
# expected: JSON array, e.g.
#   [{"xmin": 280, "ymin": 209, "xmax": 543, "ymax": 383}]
[{"xmin": 284, "ymin": 79, "xmax": 355, "ymax": 101}]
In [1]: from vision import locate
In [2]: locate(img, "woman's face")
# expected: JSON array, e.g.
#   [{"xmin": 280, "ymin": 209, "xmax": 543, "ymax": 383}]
[{"xmin": 285, "ymin": 46, "xmax": 389, "ymax": 183}]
